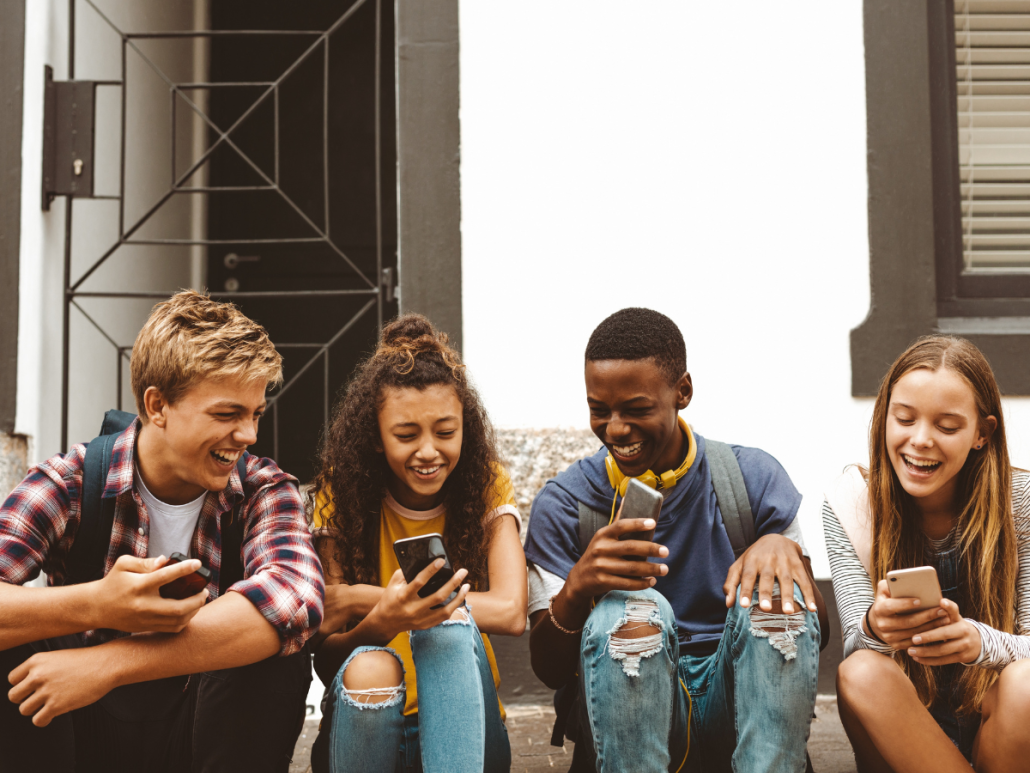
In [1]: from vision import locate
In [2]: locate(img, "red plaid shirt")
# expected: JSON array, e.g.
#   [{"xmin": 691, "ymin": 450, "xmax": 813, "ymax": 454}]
[{"xmin": 0, "ymin": 420, "xmax": 324, "ymax": 655}]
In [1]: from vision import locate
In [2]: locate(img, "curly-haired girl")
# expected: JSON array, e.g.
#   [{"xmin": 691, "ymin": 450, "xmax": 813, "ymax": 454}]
[
  {"xmin": 308, "ymin": 314, "xmax": 527, "ymax": 773},
  {"xmin": 824, "ymin": 336, "xmax": 1030, "ymax": 771}
]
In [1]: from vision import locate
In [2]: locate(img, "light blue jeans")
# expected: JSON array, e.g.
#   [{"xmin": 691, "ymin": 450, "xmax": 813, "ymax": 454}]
[
  {"xmin": 311, "ymin": 610, "xmax": 511, "ymax": 773},
  {"xmin": 575, "ymin": 585, "xmax": 819, "ymax": 772}
]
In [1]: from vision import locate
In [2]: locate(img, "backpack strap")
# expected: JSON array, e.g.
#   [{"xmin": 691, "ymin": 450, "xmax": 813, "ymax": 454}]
[
  {"xmin": 64, "ymin": 410, "xmax": 138, "ymax": 586},
  {"xmin": 218, "ymin": 454, "xmax": 249, "ymax": 597},
  {"xmin": 706, "ymin": 439, "xmax": 756, "ymax": 558},
  {"xmin": 576, "ymin": 501, "xmax": 609, "ymax": 553}
]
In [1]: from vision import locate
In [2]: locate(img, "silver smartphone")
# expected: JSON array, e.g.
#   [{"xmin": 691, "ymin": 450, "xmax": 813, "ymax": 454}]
[
  {"xmin": 616, "ymin": 478, "xmax": 663, "ymax": 561},
  {"xmin": 886, "ymin": 566, "xmax": 943, "ymax": 610}
]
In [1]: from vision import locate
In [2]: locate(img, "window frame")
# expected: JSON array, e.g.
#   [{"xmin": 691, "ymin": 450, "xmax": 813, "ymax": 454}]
[{"xmin": 851, "ymin": 0, "xmax": 1030, "ymax": 396}]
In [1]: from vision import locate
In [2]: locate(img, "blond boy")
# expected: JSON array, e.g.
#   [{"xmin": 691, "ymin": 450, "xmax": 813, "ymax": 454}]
[{"xmin": 0, "ymin": 291, "xmax": 324, "ymax": 772}]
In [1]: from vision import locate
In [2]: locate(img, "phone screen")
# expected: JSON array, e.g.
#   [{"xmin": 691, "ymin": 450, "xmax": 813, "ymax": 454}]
[{"xmin": 393, "ymin": 534, "xmax": 455, "ymax": 598}]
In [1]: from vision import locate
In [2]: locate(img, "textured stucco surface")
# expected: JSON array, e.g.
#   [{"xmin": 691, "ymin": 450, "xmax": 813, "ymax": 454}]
[
  {"xmin": 495, "ymin": 427, "xmax": 600, "ymax": 537},
  {"xmin": 0, "ymin": 432, "xmax": 29, "ymax": 500}
]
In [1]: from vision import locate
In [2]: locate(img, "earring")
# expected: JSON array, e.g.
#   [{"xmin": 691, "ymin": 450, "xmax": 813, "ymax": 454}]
[{"xmin": 976, "ymin": 444, "xmax": 983, "ymax": 450}]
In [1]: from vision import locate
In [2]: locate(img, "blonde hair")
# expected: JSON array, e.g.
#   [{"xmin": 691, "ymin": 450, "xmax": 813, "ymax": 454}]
[
  {"xmin": 130, "ymin": 290, "xmax": 283, "ymax": 418},
  {"xmin": 868, "ymin": 335, "xmax": 1015, "ymax": 715}
]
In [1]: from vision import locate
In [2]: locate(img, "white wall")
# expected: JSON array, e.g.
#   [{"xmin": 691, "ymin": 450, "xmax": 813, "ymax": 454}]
[
  {"xmin": 459, "ymin": 1, "xmax": 1030, "ymax": 576},
  {"xmin": 17, "ymin": 0, "xmax": 203, "ymax": 462}
]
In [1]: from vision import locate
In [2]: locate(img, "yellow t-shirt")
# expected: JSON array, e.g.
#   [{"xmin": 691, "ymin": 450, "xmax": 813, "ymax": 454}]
[{"xmin": 313, "ymin": 469, "xmax": 521, "ymax": 717}]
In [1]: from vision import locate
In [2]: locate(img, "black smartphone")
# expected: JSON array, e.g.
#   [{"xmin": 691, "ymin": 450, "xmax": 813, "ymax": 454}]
[
  {"xmin": 616, "ymin": 478, "xmax": 663, "ymax": 561},
  {"xmin": 393, "ymin": 533, "xmax": 455, "ymax": 598},
  {"xmin": 159, "ymin": 552, "xmax": 211, "ymax": 600}
]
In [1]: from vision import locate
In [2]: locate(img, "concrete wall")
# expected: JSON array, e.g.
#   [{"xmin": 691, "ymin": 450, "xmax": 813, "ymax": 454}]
[
  {"xmin": 17, "ymin": 0, "xmax": 204, "ymax": 463},
  {"xmin": 459, "ymin": 1, "xmax": 1030, "ymax": 577}
]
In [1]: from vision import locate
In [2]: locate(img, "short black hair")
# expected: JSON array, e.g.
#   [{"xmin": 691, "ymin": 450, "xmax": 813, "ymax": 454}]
[{"xmin": 585, "ymin": 308, "xmax": 686, "ymax": 384}]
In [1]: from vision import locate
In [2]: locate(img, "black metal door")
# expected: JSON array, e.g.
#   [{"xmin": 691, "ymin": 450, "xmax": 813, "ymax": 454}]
[
  {"xmin": 204, "ymin": 1, "xmax": 397, "ymax": 481},
  {"xmin": 55, "ymin": 0, "xmax": 397, "ymax": 483}
]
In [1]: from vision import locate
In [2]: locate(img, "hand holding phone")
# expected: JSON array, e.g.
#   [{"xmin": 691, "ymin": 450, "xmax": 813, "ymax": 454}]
[
  {"xmin": 159, "ymin": 552, "xmax": 211, "ymax": 600},
  {"xmin": 886, "ymin": 566, "xmax": 943, "ymax": 609},
  {"xmin": 615, "ymin": 479, "xmax": 663, "ymax": 561},
  {"xmin": 393, "ymin": 534, "xmax": 455, "ymax": 598},
  {"xmin": 866, "ymin": 567, "xmax": 949, "ymax": 650}
]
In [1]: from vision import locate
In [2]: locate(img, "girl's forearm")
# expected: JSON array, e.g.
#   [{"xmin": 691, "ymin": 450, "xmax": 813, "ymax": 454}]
[{"xmin": 466, "ymin": 590, "xmax": 527, "ymax": 637}]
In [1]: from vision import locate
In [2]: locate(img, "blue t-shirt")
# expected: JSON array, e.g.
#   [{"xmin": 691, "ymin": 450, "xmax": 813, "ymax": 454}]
[{"xmin": 523, "ymin": 432, "xmax": 803, "ymax": 655}]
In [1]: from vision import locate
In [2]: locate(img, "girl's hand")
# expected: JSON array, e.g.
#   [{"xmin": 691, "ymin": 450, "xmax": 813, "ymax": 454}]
[
  {"xmin": 866, "ymin": 579, "xmax": 951, "ymax": 650},
  {"xmin": 907, "ymin": 599, "xmax": 983, "ymax": 665},
  {"xmin": 367, "ymin": 562, "xmax": 470, "ymax": 640}
]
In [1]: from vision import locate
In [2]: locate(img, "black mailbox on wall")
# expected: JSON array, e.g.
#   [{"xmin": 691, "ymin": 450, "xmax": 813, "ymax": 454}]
[{"xmin": 42, "ymin": 65, "xmax": 96, "ymax": 211}]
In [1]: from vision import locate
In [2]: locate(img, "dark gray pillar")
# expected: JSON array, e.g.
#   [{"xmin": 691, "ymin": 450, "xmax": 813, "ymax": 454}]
[
  {"xmin": 395, "ymin": 0, "xmax": 463, "ymax": 350},
  {"xmin": 850, "ymin": 0, "xmax": 940, "ymax": 396},
  {"xmin": 0, "ymin": 0, "xmax": 25, "ymax": 432}
]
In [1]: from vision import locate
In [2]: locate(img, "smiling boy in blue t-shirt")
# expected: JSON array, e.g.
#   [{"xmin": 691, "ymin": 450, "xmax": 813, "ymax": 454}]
[{"xmin": 524, "ymin": 307, "xmax": 824, "ymax": 772}]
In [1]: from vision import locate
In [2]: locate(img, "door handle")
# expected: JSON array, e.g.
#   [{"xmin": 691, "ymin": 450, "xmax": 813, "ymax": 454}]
[{"xmin": 223, "ymin": 253, "xmax": 261, "ymax": 270}]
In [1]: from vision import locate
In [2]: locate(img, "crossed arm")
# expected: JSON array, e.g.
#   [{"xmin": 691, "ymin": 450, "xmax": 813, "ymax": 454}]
[{"xmin": 2, "ymin": 555, "xmax": 280, "ymax": 727}]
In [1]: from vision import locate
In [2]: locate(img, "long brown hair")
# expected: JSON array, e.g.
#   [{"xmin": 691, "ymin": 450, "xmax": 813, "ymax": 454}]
[
  {"xmin": 310, "ymin": 314, "xmax": 501, "ymax": 588},
  {"xmin": 868, "ymin": 335, "xmax": 1015, "ymax": 714}
]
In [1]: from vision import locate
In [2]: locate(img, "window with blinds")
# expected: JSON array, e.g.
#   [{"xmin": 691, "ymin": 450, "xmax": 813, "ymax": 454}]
[{"xmin": 956, "ymin": 0, "xmax": 1030, "ymax": 271}]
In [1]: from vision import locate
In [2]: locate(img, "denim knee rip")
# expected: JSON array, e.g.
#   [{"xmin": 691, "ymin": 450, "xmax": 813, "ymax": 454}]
[
  {"xmin": 605, "ymin": 598, "xmax": 665, "ymax": 677},
  {"xmin": 339, "ymin": 648, "xmax": 405, "ymax": 710},
  {"xmin": 439, "ymin": 604, "xmax": 472, "ymax": 626},
  {"xmin": 747, "ymin": 587, "xmax": 808, "ymax": 661}
]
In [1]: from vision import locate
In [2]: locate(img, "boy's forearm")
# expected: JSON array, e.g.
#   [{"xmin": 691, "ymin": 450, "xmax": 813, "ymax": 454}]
[
  {"xmin": 101, "ymin": 591, "xmax": 280, "ymax": 687},
  {"xmin": 0, "ymin": 581, "xmax": 102, "ymax": 650},
  {"xmin": 529, "ymin": 595, "xmax": 584, "ymax": 690}
]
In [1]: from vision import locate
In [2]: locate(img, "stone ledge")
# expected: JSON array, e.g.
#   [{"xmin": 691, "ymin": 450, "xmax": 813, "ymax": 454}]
[{"xmin": 495, "ymin": 428, "xmax": 600, "ymax": 537}]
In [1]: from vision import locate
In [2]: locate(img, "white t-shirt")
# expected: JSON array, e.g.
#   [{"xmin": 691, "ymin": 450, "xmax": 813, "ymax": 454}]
[{"xmin": 135, "ymin": 467, "xmax": 207, "ymax": 559}]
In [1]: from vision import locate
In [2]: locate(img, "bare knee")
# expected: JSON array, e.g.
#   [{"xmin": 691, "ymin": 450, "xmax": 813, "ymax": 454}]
[
  {"xmin": 837, "ymin": 650, "xmax": 906, "ymax": 706},
  {"xmin": 342, "ymin": 650, "xmax": 403, "ymax": 705},
  {"xmin": 984, "ymin": 659, "xmax": 1030, "ymax": 721}
]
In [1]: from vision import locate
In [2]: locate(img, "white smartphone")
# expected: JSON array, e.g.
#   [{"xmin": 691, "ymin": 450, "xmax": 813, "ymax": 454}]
[{"xmin": 886, "ymin": 566, "xmax": 943, "ymax": 610}]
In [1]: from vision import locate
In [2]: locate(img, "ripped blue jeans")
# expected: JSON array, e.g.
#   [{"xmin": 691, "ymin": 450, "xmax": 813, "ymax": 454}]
[
  {"xmin": 576, "ymin": 585, "xmax": 819, "ymax": 773},
  {"xmin": 311, "ymin": 608, "xmax": 510, "ymax": 773}
]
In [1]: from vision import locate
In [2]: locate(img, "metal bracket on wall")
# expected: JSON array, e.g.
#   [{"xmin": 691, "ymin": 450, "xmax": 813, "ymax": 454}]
[{"xmin": 42, "ymin": 65, "xmax": 98, "ymax": 211}]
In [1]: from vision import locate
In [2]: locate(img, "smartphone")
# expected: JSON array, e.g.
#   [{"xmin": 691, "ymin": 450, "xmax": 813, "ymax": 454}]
[
  {"xmin": 159, "ymin": 552, "xmax": 211, "ymax": 600},
  {"xmin": 886, "ymin": 566, "xmax": 943, "ymax": 610},
  {"xmin": 616, "ymin": 478, "xmax": 663, "ymax": 561},
  {"xmin": 393, "ymin": 533, "xmax": 455, "ymax": 598}
]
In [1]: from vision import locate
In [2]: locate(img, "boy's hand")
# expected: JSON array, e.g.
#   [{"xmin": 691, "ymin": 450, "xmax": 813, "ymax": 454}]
[
  {"xmin": 565, "ymin": 518, "xmax": 669, "ymax": 606},
  {"xmin": 8, "ymin": 646, "xmax": 120, "ymax": 727},
  {"xmin": 907, "ymin": 599, "xmax": 982, "ymax": 665},
  {"xmin": 366, "ymin": 565, "xmax": 470, "ymax": 641},
  {"xmin": 93, "ymin": 554, "xmax": 208, "ymax": 633},
  {"xmin": 865, "ymin": 580, "xmax": 953, "ymax": 651},
  {"xmin": 723, "ymin": 534, "xmax": 817, "ymax": 615}
]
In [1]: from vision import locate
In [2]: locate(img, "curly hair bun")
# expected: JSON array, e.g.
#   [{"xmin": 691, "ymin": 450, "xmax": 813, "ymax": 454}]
[{"xmin": 377, "ymin": 314, "xmax": 463, "ymax": 376}]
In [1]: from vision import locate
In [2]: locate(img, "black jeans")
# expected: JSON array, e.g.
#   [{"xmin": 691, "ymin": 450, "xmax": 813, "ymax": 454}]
[{"xmin": 0, "ymin": 636, "xmax": 311, "ymax": 773}]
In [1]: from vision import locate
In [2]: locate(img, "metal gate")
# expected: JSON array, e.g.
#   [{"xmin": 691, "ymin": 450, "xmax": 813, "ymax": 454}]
[{"xmin": 46, "ymin": 0, "xmax": 396, "ymax": 480}]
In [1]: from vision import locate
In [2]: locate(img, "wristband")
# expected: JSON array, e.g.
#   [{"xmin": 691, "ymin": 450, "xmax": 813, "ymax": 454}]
[
  {"xmin": 548, "ymin": 596, "xmax": 583, "ymax": 635},
  {"xmin": 865, "ymin": 604, "xmax": 888, "ymax": 645}
]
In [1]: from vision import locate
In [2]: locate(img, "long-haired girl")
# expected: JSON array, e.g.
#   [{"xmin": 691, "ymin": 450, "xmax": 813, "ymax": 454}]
[
  {"xmin": 823, "ymin": 335, "xmax": 1030, "ymax": 771},
  {"xmin": 307, "ymin": 314, "xmax": 527, "ymax": 773}
]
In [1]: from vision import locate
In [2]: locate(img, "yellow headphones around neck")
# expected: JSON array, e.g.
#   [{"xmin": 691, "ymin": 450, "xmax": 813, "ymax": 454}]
[{"xmin": 605, "ymin": 416, "xmax": 697, "ymax": 496}]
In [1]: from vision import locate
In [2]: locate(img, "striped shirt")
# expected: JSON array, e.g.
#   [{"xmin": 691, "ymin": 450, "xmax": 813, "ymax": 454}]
[{"xmin": 822, "ymin": 470, "xmax": 1030, "ymax": 671}]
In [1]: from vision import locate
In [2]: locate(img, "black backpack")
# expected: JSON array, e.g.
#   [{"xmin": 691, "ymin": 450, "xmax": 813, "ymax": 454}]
[{"xmin": 61, "ymin": 409, "xmax": 247, "ymax": 596}]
